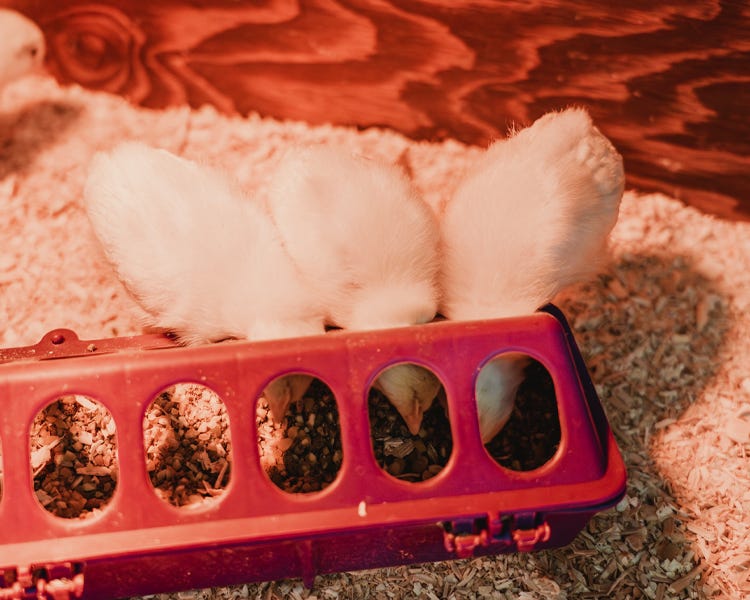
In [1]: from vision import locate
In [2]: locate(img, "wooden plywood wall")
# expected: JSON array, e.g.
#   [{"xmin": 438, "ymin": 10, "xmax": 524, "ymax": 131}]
[{"xmin": 5, "ymin": 0, "xmax": 750, "ymax": 220}]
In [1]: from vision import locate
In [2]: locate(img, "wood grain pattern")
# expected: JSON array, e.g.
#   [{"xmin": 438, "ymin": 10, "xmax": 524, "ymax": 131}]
[{"xmin": 5, "ymin": 0, "xmax": 750, "ymax": 219}]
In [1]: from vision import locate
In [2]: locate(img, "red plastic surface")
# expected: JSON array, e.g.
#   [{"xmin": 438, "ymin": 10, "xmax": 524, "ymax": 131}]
[{"xmin": 0, "ymin": 306, "xmax": 626, "ymax": 599}]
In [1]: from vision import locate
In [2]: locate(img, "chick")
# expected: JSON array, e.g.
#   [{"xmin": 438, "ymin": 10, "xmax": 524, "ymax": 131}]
[
  {"xmin": 266, "ymin": 145, "xmax": 442, "ymax": 434},
  {"xmin": 263, "ymin": 373, "xmax": 316, "ymax": 423},
  {"xmin": 441, "ymin": 107, "xmax": 624, "ymax": 321},
  {"xmin": 267, "ymin": 145, "xmax": 441, "ymax": 329},
  {"xmin": 373, "ymin": 364, "xmax": 442, "ymax": 435},
  {"xmin": 0, "ymin": 9, "xmax": 45, "ymax": 91},
  {"xmin": 440, "ymin": 108, "xmax": 624, "ymax": 442},
  {"xmin": 83, "ymin": 142, "xmax": 326, "ymax": 419},
  {"xmin": 475, "ymin": 353, "xmax": 528, "ymax": 443}
]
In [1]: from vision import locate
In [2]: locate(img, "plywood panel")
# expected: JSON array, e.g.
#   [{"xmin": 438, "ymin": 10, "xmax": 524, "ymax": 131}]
[{"xmin": 5, "ymin": 0, "xmax": 749, "ymax": 219}]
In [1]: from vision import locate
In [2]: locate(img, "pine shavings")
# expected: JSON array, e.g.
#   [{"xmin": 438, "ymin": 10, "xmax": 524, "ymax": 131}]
[{"xmin": 0, "ymin": 75, "xmax": 748, "ymax": 598}]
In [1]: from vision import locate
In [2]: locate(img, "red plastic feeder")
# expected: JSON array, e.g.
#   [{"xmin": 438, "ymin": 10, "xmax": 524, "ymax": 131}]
[{"xmin": 0, "ymin": 305, "xmax": 625, "ymax": 599}]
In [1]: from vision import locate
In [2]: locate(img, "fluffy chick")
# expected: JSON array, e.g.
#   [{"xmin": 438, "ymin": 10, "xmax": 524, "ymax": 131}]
[
  {"xmin": 266, "ymin": 145, "xmax": 442, "ymax": 434},
  {"xmin": 266, "ymin": 145, "xmax": 441, "ymax": 329},
  {"xmin": 373, "ymin": 364, "xmax": 442, "ymax": 435},
  {"xmin": 441, "ymin": 107, "xmax": 625, "ymax": 442},
  {"xmin": 475, "ymin": 353, "xmax": 528, "ymax": 443},
  {"xmin": 83, "ymin": 142, "xmax": 325, "ymax": 420},
  {"xmin": 441, "ymin": 107, "xmax": 624, "ymax": 321},
  {"xmin": 0, "ymin": 9, "xmax": 45, "ymax": 90},
  {"xmin": 262, "ymin": 373, "xmax": 316, "ymax": 423}
]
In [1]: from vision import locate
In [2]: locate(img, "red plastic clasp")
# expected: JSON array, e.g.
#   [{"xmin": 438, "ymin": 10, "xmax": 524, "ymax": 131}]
[{"xmin": 513, "ymin": 522, "xmax": 551, "ymax": 552}]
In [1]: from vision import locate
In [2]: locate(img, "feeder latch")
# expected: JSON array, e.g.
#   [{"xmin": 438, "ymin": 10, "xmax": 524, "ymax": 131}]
[
  {"xmin": 442, "ymin": 513, "xmax": 551, "ymax": 557},
  {"xmin": 442, "ymin": 515, "xmax": 492, "ymax": 558},
  {"xmin": 511, "ymin": 512, "xmax": 551, "ymax": 552},
  {"xmin": 0, "ymin": 563, "xmax": 84, "ymax": 600}
]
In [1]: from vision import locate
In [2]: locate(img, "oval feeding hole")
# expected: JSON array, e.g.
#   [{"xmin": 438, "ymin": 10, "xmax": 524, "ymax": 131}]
[
  {"xmin": 143, "ymin": 383, "xmax": 231, "ymax": 508},
  {"xmin": 31, "ymin": 395, "xmax": 117, "ymax": 519},
  {"xmin": 257, "ymin": 374, "xmax": 342, "ymax": 494},
  {"xmin": 368, "ymin": 363, "xmax": 451, "ymax": 482},
  {"xmin": 478, "ymin": 353, "xmax": 560, "ymax": 471}
]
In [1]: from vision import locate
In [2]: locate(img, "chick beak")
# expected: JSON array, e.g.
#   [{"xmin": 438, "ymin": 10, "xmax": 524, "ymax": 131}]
[
  {"xmin": 263, "ymin": 378, "xmax": 293, "ymax": 423},
  {"xmin": 402, "ymin": 404, "xmax": 424, "ymax": 436}
]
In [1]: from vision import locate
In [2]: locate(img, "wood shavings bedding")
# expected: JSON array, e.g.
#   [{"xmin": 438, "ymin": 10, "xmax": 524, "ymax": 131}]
[{"xmin": 0, "ymin": 75, "xmax": 748, "ymax": 600}]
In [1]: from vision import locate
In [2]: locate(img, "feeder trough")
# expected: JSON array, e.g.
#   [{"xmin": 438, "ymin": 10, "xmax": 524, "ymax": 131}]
[{"xmin": 0, "ymin": 305, "xmax": 626, "ymax": 599}]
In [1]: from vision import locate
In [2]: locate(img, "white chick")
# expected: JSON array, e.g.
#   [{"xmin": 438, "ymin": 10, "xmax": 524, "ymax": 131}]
[
  {"xmin": 475, "ymin": 353, "xmax": 528, "ymax": 443},
  {"xmin": 83, "ymin": 142, "xmax": 326, "ymax": 420},
  {"xmin": 441, "ymin": 107, "xmax": 625, "ymax": 442},
  {"xmin": 373, "ymin": 364, "xmax": 442, "ymax": 435},
  {"xmin": 0, "ymin": 9, "xmax": 45, "ymax": 91},
  {"xmin": 441, "ymin": 107, "xmax": 624, "ymax": 321},
  {"xmin": 266, "ymin": 145, "xmax": 442, "ymax": 434},
  {"xmin": 262, "ymin": 373, "xmax": 316, "ymax": 423}
]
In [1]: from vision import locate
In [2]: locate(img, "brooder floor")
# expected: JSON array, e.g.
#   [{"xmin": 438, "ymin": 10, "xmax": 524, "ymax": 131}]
[{"xmin": 0, "ymin": 75, "xmax": 748, "ymax": 599}]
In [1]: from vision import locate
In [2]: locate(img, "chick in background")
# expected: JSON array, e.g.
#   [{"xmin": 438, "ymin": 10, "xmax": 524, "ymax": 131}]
[
  {"xmin": 440, "ymin": 107, "xmax": 625, "ymax": 442},
  {"xmin": 266, "ymin": 145, "xmax": 443, "ymax": 433},
  {"xmin": 83, "ymin": 142, "xmax": 327, "ymax": 420},
  {"xmin": 0, "ymin": 9, "xmax": 45, "ymax": 92}
]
